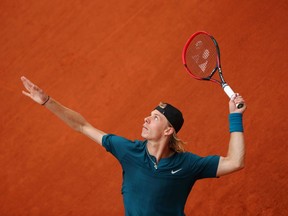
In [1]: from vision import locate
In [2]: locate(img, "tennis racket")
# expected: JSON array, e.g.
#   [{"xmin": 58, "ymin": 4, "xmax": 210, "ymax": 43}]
[{"xmin": 182, "ymin": 31, "xmax": 243, "ymax": 109}]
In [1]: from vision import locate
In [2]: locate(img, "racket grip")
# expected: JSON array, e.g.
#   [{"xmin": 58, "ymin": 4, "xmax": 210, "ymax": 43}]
[
  {"xmin": 223, "ymin": 84, "xmax": 235, "ymax": 98},
  {"xmin": 222, "ymin": 84, "xmax": 244, "ymax": 109}
]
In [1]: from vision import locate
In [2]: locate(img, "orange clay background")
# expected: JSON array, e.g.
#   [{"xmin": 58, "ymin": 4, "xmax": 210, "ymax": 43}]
[{"xmin": 1, "ymin": 0, "xmax": 287, "ymax": 215}]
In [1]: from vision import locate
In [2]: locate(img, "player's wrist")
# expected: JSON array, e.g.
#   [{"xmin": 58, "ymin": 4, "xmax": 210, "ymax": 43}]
[
  {"xmin": 41, "ymin": 95, "xmax": 50, "ymax": 106},
  {"xmin": 229, "ymin": 113, "xmax": 243, "ymax": 133}
]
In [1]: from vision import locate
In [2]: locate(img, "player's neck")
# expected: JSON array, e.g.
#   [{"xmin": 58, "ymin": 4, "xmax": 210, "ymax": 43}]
[{"xmin": 147, "ymin": 140, "xmax": 174, "ymax": 162}]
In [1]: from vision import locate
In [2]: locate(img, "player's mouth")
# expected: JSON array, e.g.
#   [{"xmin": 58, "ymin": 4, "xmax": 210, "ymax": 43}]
[{"xmin": 142, "ymin": 125, "xmax": 148, "ymax": 131}]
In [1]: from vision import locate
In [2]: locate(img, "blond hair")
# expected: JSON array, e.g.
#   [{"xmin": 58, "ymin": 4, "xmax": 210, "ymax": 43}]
[{"xmin": 169, "ymin": 131, "xmax": 186, "ymax": 153}]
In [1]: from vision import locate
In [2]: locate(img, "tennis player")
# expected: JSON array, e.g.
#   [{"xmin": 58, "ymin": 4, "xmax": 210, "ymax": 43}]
[{"xmin": 21, "ymin": 76, "xmax": 246, "ymax": 216}]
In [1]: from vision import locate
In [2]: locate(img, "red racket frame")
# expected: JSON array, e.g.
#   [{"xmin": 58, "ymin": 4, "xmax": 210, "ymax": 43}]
[{"xmin": 182, "ymin": 31, "xmax": 224, "ymax": 86}]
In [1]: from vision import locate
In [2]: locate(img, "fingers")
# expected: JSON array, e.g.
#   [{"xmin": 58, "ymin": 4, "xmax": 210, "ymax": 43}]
[
  {"xmin": 230, "ymin": 93, "xmax": 246, "ymax": 112},
  {"xmin": 21, "ymin": 76, "xmax": 49, "ymax": 105},
  {"xmin": 21, "ymin": 76, "xmax": 34, "ymax": 92},
  {"xmin": 21, "ymin": 76, "xmax": 40, "ymax": 93},
  {"xmin": 22, "ymin": 90, "xmax": 31, "ymax": 97},
  {"xmin": 231, "ymin": 93, "xmax": 243, "ymax": 101},
  {"xmin": 230, "ymin": 93, "xmax": 240, "ymax": 101},
  {"xmin": 234, "ymin": 94, "xmax": 244, "ymax": 105}
]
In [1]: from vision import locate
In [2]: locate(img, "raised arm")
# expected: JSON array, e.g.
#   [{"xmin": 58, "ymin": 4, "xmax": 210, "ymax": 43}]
[
  {"xmin": 216, "ymin": 94, "xmax": 247, "ymax": 177},
  {"xmin": 21, "ymin": 76, "xmax": 106, "ymax": 145}
]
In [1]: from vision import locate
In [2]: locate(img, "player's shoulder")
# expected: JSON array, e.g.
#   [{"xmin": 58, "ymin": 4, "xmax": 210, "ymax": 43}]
[
  {"xmin": 103, "ymin": 134, "xmax": 145, "ymax": 147},
  {"xmin": 176, "ymin": 151, "xmax": 203, "ymax": 163}
]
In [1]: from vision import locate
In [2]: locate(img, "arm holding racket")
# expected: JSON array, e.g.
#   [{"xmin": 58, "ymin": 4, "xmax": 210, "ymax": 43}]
[
  {"xmin": 216, "ymin": 94, "xmax": 246, "ymax": 177},
  {"xmin": 21, "ymin": 76, "xmax": 106, "ymax": 145}
]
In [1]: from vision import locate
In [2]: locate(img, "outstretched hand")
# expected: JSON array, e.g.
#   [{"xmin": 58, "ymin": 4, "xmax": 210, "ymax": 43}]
[
  {"xmin": 229, "ymin": 93, "xmax": 246, "ymax": 114},
  {"xmin": 21, "ymin": 76, "xmax": 49, "ymax": 105}
]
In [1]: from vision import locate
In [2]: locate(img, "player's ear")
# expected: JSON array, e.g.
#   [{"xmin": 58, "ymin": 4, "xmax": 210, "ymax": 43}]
[{"xmin": 164, "ymin": 126, "xmax": 174, "ymax": 136}]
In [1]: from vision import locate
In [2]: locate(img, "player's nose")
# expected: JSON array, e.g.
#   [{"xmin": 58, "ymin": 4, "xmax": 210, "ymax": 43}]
[{"xmin": 144, "ymin": 116, "xmax": 150, "ymax": 123}]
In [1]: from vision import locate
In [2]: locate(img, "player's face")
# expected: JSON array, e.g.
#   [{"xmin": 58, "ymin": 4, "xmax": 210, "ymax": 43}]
[{"xmin": 141, "ymin": 110, "xmax": 171, "ymax": 141}]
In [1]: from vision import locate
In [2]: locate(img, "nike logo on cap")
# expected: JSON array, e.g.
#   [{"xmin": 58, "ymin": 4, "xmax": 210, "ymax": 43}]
[{"xmin": 171, "ymin": 168, "xmax": 182, "ymax": 174}]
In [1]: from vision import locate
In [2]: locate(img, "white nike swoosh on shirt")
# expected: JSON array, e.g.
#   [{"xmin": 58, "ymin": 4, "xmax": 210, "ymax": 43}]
[{"xmin": 171, "ymin": 168, "xmax": 182, "ymax": 174}]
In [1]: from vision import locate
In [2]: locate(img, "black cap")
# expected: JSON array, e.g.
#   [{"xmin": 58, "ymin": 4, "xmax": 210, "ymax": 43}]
[{"xmin": 155, "ymin": 103, "xmax": 184, "ymax": 133}]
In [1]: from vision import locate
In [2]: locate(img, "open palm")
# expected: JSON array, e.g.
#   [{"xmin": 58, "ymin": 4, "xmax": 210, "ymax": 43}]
[{"xmin": 21, "ymin": 76, "xmax": 49, "ymax": 105}]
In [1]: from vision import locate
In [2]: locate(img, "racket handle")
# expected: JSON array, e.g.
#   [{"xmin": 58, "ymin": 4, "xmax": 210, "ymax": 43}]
[{"xmin": 222, "ymin": 84, "xmax": 244, "ymax": 109}]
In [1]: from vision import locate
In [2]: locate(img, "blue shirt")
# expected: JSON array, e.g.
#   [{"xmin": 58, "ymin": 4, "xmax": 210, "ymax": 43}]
[{"xmin": 102, "ymin": 134, "xmax": 220, "ymax": 216}]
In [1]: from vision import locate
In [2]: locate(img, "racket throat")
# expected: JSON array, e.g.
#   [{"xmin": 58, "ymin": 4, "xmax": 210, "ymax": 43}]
[{"xmin": 218, "ymin": 68, "xmax": 225, "ymax": 83}]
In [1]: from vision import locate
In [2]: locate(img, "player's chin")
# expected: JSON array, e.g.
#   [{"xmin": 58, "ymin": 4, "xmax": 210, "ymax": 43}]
[
  {"xmin": 141, "ymin": 129, "xmax": 149, "ymax": 139},
  {"xmin": 141, "ymin": 132, "xmax": 147, "ymax": 139}
]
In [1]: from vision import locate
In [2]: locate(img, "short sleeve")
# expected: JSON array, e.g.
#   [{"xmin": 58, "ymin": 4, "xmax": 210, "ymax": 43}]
[
  {"xmin": 102, "ymin": 134, "xmax": 134, "ymax": 161},
  {"xmin": 186, "ymin": 153, "xmax": 220, "ymax": 179},
  {"xmin": 198, "ymin": 155, "xmax": 220, "ymax": 179}
]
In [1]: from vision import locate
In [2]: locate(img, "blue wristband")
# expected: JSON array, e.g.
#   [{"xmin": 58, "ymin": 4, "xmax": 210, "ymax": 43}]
[{"xmin": 229, "ymin": 113, "xmax": 243, "ymax": 133}]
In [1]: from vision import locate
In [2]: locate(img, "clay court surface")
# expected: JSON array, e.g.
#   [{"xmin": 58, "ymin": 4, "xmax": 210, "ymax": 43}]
[{"xmin": 1, "ymin": 0, "xmax": 287, "ymax": 215}]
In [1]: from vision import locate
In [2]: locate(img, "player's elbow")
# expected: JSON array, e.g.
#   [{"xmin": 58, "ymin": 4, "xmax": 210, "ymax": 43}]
[
  {"xmin": 229, "ymin": 154, "xmax": 245, "ymax": 172},
  {"xmin": 218, "ymin": 157, "xmax": 244, "ymax": 177},
  {"xmin": 227, "ymin": 158, "xmax": 245, "ymax": 173},
  {"xmin": 233, "ymin": 160, "xmax": 245, "ymax": 172}
]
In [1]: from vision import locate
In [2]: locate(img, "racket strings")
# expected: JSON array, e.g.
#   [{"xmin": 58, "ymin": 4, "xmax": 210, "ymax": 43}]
[{"xmin": 184, "ymin": 34, "xmax": 218, "ymax": 79}]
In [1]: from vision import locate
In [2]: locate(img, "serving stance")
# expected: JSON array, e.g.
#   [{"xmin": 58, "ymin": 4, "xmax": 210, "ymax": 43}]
[{"xmin": 21, "ymin": 76, "xmax": 246, "ymax": 216}]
